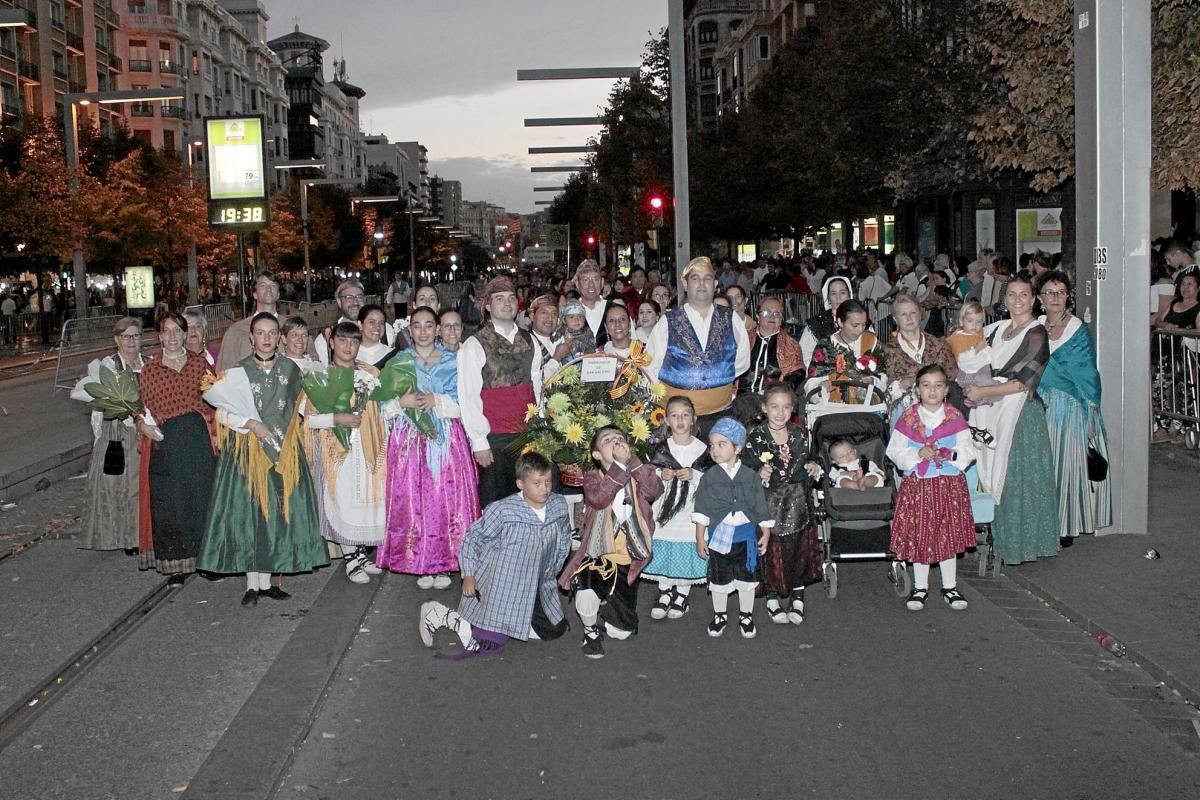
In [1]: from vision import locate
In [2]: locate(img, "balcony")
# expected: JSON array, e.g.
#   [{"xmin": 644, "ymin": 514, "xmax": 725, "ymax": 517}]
[
  {"xmin": 129, "ymin": 59, "xmax": 152, "ymax": 72},
  {"xmin": 158, "ymin": 60, "xmax": 180, "ymax": 75},
  {"xmin": 18, "ymin": 61, "xmax": 38, "ymax": 81},
  {"xmin": 161, "ymin": 105, "xmax": 188, "ymax": 119},
  {"xmin": 127, "ymin": 13, "xmax": 181, "ymax": 35},
  {"xmin": 107, "ymin": 54, "xmax": 122, "ymax": 71},
  {"xmin": 66, "ymin": 31, "xmax": 85, "ymax": 53},
  {"xmin": 130, "ymin": 103, "xmax": 154, "ymax": 117},
  {"xmin": 0, "ymin": 45, "xmax": 15, "ymax": 59}
]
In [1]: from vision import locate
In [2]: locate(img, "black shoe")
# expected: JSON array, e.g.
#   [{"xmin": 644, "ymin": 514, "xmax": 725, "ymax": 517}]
[
  {"xmin": 124, "ymin": 548, "xmax": 138, "ymax": 556},
  {"xmin": 739, "ymin": 612, "xmax": 756, "ymax": 639},
  {"xmin": 1059, "ymin": 536, "xmax": 1074, "ymax": 548},
  {"xmin": 259, "ymin": 586, "xmax": 291, "ymax": 600},
  {"xmin": 707, "ymin": 612, "xmax": 728, "ymax": 638},
  {"xmin": 167, "ymin": 574, "xmax": 187, "ymax": 586},
  {"xmin": 240, "ymin": 590, "xmax": 258, "ymax": 607},
  {"xmin": 581, "ymin": 624, "xmax": 605, "ymax": 659}
]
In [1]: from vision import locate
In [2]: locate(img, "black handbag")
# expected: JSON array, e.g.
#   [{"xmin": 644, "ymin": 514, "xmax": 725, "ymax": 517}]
[
  {"xmin": 1087, "ymin": 444, "xmax": 1108, "ymax": 482},
  {"xmin": 102, "ymin": 438, "xmax": 126, "ymax": 476}
]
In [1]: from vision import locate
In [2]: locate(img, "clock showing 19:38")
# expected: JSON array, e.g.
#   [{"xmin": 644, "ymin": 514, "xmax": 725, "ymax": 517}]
[{"xmin": 209, "ymin": 200, "xmax": 270, "ymax": 228}]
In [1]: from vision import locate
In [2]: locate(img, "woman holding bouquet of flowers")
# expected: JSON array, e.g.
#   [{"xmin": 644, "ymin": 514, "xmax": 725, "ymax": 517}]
[
  {"xmin": 136, "ymin": 313, "xmax": 216, "ymax": 580},
  {"xmin": 805, "ymin": 299, "xmax": 888, "ymax": 403},
  {"xmin": 302, "ymin": 321, "xmax": 389, "ymax": 585},
  {"xmin": 377, "ymin": 306, "xmax": 480, "ymax": 589},
  {"xmin": 70, "ymin": 317, "xmax": 145, "ymax": 552},
  {"xmin": 199, "ymin": 313, "xmax": 327, "ymax": 606}
]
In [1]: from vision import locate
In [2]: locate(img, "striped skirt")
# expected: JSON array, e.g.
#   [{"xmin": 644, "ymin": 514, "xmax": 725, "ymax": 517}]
[
  {"xmin": 890, "ymin": 474, "xmax": 976, "ymax": 564},
  {"xmin": 1041, "ymin": 386, "xmax": 1112, "ymax": 537}
]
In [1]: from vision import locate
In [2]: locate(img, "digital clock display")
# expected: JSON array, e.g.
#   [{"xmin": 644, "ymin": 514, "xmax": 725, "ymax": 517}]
[{"xmin": 209, "ymin": 200, "xmax": 270, "ymax": 228}]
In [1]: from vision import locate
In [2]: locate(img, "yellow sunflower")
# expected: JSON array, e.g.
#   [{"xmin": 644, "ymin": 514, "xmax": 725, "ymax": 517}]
[
  {"xmin": 650, "ymin": 407, "xmax": 666, "ymax": 428},
  {"xmin": 629, "ymin": 417, "xmax": 651, "ymax": 442},
  {"xmin": 563, "ymin": 423, "xmax": 586, "ymax": 445}
]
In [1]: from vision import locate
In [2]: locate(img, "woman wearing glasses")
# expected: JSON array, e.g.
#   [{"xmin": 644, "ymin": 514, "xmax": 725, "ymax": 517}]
[
  {"xmin": 1035, "ymin": 270, "xmax": 1111, "ymax": 541},
  {"xmin": 70, "ymin": 317, "xmax": 146, "ymax": 552}
]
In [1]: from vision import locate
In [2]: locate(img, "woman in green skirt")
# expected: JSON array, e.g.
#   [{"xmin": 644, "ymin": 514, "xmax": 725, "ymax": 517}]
[
  {"xmin": 967, "ymin": 274, "xmax": 1060, "ymax": 564},
  {"xmin": 199, "ymin": 313, "xmax": 327, "ymax": 605}
]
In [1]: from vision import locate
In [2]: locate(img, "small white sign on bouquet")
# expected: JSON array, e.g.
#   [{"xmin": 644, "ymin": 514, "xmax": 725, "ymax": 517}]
[{"xmin": 580, "ymin": 356, "xmax": 619, "ymax": 383}]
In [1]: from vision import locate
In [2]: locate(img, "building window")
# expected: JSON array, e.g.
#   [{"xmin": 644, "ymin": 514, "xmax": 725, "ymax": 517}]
[
  {"xmin": 700, "ymin": 93, "xmax": 717, "ymax": 117},
  {"xmin": 52, "ymin": 52, "xmax": 66, "ymax": 79},
  {"xmin": 698, "ymin": 20, "xmax": 717, "ymax": 44},
  {"xmin": 699, "ymin": 58, "xmax": 714, "ymax": 81},
  {"xmin": 757, "ymin": 35, "xmax": 770, "ymax": 60}
]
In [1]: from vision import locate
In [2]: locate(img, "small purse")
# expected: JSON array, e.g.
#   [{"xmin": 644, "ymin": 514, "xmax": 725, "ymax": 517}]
[
  {"xmin": 102, "ymin": 438, "xmax": 126, "ymax": 476},
  {"xmin": 1086, "ymin": 444, "xmax": 1108, "ymax": 482}
]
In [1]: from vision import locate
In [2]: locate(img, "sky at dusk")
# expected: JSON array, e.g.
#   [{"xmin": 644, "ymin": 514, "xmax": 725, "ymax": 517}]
[{"xmin": 266, "ymin": 1, "xmax": 668, "ymax": 214}]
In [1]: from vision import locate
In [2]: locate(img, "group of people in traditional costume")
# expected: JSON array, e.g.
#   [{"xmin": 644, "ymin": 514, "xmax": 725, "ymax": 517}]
[{"xmin": 72, "ymin": 254, "xmax": 1112, "ymax": 660}]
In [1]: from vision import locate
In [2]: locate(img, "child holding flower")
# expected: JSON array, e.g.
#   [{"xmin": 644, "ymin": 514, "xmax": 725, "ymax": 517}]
[
  {"xmin": 302, "ymin": 321, "xmax": 388, "ymax": 586},
  {"xmin": 741, "ymin": 384, "xmax": 824, "ymax": 625}
]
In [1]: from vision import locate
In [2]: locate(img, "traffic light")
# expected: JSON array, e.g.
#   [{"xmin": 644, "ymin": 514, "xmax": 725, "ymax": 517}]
[
  {"xmin": 648, "ymin": 195, "xmax": 664, "ymax": 211},
  {"xmin": 648, "ymin": 194, "xmax": 665, "ymax": 227},
  {"xmin": 585, "ymin": 234, "xmax": 596, "ymax": 247}
]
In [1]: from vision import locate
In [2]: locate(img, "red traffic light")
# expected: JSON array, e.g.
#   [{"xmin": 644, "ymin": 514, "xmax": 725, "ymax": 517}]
[
  {"xmin": 585, "ymin": 235, "xmax": 596, "ymax": 246},
  {"xmin": 649, "ymin": 196, "xmax": 664, "ymax": 211}
]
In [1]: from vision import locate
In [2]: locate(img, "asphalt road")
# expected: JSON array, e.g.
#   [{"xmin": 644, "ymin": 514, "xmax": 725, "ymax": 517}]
[{"xmin": 4, "ymin": 479, "xmax": 1199, "ymax": 800}]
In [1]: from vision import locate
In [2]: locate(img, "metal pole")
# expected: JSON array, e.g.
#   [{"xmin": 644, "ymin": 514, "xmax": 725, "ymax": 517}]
[
  {"xmin": 301, "ymin": 182, "xmax": 312, "ymax": 303},
  {"xmin": 236, "ymin": 231, "xmax": 248, "ymax": 318},
  {"xmin": 668, "ymin": 0, "xmax": 691, "ymax": 303},
  {"xmin": 408, "ymin": 192, "xmax": 417, "ymax": 289},
  {"xmin": 567, "ymin": 222, "xmax": 572, "ymax": 271},
  {"xmin": 63, "ymin": 101, "xmax": 88, "ymax": 320},
  {"xmin": 1074, "ymin": 0, "xmax": 1150, "ymax": 533}
]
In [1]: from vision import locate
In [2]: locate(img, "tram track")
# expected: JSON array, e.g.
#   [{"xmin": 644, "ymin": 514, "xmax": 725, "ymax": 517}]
[{"xmin": 0, "ymin": 554, "xmax": 182, "ymax": 753}]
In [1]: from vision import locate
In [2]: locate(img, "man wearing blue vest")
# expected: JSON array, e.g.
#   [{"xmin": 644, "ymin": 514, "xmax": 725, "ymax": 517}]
[{"xmin": 646, "ymin": 256, "xmax": 750, "ymax": 430}]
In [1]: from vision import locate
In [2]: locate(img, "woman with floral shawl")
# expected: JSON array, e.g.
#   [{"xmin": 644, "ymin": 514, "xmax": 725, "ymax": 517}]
[{"xmin": 199, "ymin": 313, "xmax": 327, "ymax": 606}]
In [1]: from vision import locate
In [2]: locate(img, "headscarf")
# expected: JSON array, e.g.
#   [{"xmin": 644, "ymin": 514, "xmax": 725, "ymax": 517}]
[
  {"xmin": 560, "ymin": 299, "xmax": 586, "ymax": 319},
  {"xmin": 709, "ymin": 417, "xmax": 746, "ymax": 448},
  {"xmin": 821, "ymin": 276, "xmax": 853, "ymax": 310},
  {"xmin": 528, "ymin": 293, "xmax": 558, "ymax": 317},
  {"xmin": 475, "ymin": 276, "xmax": 515, "ymax": 311}
]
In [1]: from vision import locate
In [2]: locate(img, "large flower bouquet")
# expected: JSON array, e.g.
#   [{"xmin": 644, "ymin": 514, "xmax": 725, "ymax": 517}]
[
  {"xmin": 807, "ymin": 334, "xmax": 887, "ymax": 405},
  {"xmin": 513, "ymin": 345, "xmax": 666, "ymax": 482}
]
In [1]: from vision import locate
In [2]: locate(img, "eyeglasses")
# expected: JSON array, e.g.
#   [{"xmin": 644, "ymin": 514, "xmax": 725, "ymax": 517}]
[
  {"xmin": 758, "ymin": 310, "xmax": 782, "ymax": 318},
  {"xmin": 1039, "ymin": 290, "xmax": 1067, "ymax": 298},
  {"xmin": 117, "ymin": 333, "xmax": 141, "ymax": 341},
  {"xmin": 339, "ymin": 293, "xmax": 365, "ymax": 301}
]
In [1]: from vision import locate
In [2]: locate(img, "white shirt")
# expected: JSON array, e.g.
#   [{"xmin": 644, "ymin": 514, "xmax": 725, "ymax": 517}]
[
  {"xmin": 603, "ymin": 341, "xmax": 631, "ymax": 359},
  {"xmin": 645, "ymin": 303, "xmax": 751, "ymax": 382},
  {"xmin": 314, "ymin": 315, "xmax": 352, "ymax": 366},
  {"xmin": 457, "ymin": 320, "xmax": 543, "ymax": 452},
  {"xmin": 886, "ymin": 404, "xmax": 976, "ymax": 474}
]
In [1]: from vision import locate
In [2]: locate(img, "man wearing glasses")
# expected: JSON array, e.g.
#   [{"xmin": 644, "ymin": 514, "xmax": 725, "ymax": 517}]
[
  {"xmin": 742, "ymin": 296, "xmax": 805, "ymax": 395},
  {"xmin": 216, "ymin": 271, "xmax": 282, "ymax": 372},
  {"xmin": 315, "ymin": 280, "xmax": 370, "ymax": 365}
]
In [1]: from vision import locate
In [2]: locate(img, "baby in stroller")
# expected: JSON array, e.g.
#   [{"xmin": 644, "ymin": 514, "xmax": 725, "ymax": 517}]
[{"xmin": 827, "ymin": 439, "xmax": 885, "ymax": 490}]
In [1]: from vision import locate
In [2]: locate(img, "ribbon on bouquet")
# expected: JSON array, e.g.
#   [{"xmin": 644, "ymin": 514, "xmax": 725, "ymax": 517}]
[{"xmin": 609, "ymin": 340, "xmax": 652, "ymax": 400}]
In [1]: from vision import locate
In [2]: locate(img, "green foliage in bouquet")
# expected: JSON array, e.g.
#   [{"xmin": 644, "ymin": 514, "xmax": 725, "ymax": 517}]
[
  {"xmin": 82, "ymin": 364, "xmax": 144, "ymax": 420},
  {"xmin": 301, "ymin": 366, "xmax": 356, "ymax": 449},
  {"xmin": 370, "ymin": 353, "xmax": 438, "ymax": 440}
]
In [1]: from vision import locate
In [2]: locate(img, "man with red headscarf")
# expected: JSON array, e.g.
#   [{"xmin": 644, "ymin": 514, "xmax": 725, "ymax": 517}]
[{"xmin": 458, "ymin": 277, "xmax": 542, "ymax": 506}]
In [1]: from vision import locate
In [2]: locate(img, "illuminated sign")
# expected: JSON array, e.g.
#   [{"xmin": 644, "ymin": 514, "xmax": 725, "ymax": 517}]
[
  {"xmin": 124, "ymin": 266, "xmax": 155, "ymax": 309},
  {"xmin": 204, "ymin": 116, "xmax": 270, "ymax": 230}
]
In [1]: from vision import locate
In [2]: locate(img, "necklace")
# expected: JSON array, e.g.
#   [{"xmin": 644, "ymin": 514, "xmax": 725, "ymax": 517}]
[
  {"xmin": 1044, "ymin": 312, "xmax": 1070, "ymax": 331},
  {"xmin": 162, "ymin": 349, "xmax": 186, "ymax": 361},
  {"xmin": 1001, "ymin": 317, "xmax": 1034, "ymax": 341},
  {"xmin": 898, "ymin": 330, "xmax": 924, "ymax": 354},
  {"xmin": 253, "ymin": 351, "xmax": 277, "ymax": 363}
]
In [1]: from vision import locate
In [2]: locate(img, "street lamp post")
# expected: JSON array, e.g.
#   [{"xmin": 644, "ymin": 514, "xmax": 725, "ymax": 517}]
[
  {"xmin": 63, "ymin": 89, "xmax": 184, "ymax": 319},
  {"xmin": 271, "ymin": 161, "xmax": 327, "ymax": 303}
]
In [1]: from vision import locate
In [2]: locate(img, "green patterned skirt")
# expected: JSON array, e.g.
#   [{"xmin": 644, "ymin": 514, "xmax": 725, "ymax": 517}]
[
  {"xmin": 992, "ymin": 399, "xmax": 1061, "ymax": 565},
  {"xmin": 198, "ymin": 447, "xmax": 328, "ymax": 575}
]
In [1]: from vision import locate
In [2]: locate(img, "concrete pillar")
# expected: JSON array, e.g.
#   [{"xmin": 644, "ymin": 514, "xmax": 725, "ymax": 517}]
[{"xmin": 1074, "ymin": 0, "xmax": 1150, "ymax": 533}]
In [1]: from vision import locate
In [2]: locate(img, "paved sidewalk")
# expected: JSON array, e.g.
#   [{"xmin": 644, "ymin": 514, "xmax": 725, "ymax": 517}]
[{"xmin": 1005, "ymin": 444, "xmax": 1200, "ymax": 707}]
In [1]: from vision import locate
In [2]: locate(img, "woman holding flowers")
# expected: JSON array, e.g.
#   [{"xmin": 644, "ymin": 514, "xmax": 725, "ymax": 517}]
[
  {"xmin": 378, "ymin": 306, "xmax": 479, "ymax": 588},
  {"xmin": 200, "ymin": 313, "xmax": 327, "ymax": 606},
  {"xmin": 302, "ymin": 321, "xmax": 388, "ymax": 586},
  {"xmin": 136, "ymin": 313, "xmax": 216, "ymax": 580},
  {"xmin": 806, "ymin": 299, "xmax": 888, "ymax": 404},
  {"xmin": 71, "ymin": 317, "xmax": 145, "ymax": 552}
]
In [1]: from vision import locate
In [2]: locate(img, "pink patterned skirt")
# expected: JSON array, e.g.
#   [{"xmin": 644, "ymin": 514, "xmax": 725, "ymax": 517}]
[
  {"xmin": 890, "ymin": 474, "xmax": 976, "ymax": 564},
  {"xmin": 377, "ymin": 419, "xmax": 480, "ymax": 575}
]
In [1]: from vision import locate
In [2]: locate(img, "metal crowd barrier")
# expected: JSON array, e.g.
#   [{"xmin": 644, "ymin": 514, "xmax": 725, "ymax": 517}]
[
  {"xmin": 51, "ymin": 314, "xmax": 124, "ymax": 395},
  {"xmin": 183, "ymin": 302, "xmax": 235, "ymax": 340},
  {"xmin": 752, "ymin": 291, "xmax": 825, "ymax": 336},
  {"xmin": 1153, "ymin": 328, "xmax": 1200, "ymax": 448}
]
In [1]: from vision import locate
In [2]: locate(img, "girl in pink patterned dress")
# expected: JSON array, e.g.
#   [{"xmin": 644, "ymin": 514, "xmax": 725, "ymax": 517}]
[{"xmin": 886, "ymin": 363, "xmax": 978, "ymax": 612}]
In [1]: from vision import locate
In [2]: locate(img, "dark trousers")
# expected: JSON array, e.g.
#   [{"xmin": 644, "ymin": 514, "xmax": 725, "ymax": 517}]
[
  {"xmin": 600, "ymin": 566, "xmax": 640, "ymax": 634},
  {"xmin": 478, "ymin": 432, "xmax": 519, "ymax": 508},
  {"xmin": 392, "ymin": 302, "xmax": 408, "ymax": 321}
]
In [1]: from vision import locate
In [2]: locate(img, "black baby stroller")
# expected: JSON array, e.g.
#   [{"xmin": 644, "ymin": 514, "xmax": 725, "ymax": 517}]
[{"xmin": 808, "ymin": 409, "xmax": 909, "ymax": 599}]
